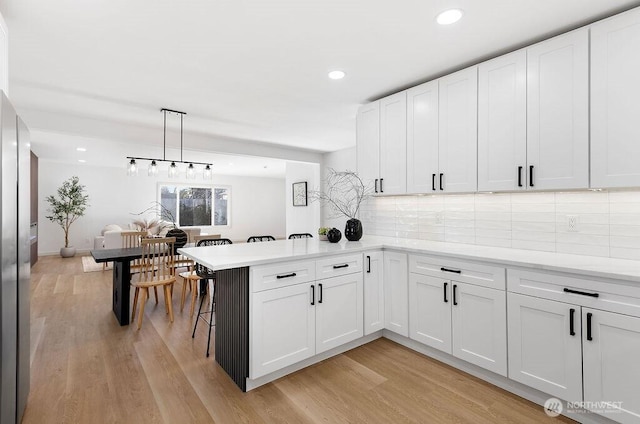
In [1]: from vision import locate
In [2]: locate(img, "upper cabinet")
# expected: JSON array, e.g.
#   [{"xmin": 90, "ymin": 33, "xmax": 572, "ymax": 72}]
[
  {"xmin": 356, "ymin": 94, "xmax": 406, "ymax": 196},
  {"xmin": 591, "ymin": 7, "xmax": 640, "ymax": 188},
  {"xmin": 438, "ymin": 66, "xmax": 478, "ymax": 193},
  {"xmin": 407, "ymin": 67, "xmax": 478, "ymax": 194},
  {"xmin": 478, "ymin": 29, "xmax": 588, "ymax": 192}
]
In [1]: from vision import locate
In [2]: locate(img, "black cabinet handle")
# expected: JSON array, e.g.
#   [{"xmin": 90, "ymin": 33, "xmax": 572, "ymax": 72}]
[
  {"xmin": 374, "ymin": 179, "xmax": 378, "ymax": 193},
  {"xmin": 443, "ymin": 282, "xmax": 448, "ymax": 303},
  {"xmin": 276, "ymin": 272, "xmax": 297, "ymax": 279},
  {"xmin": 366, "ymin": 256, "xmax": 371, "ymax": 273},
  {"xmin": 441, "ymin": 267, "xmax": 461, "ymax": 274},
  {"xmin": 380, "ymin": 178, "xmax": 384, "ymax": 193},
  {"xmin": 529, "ymin": 165, "xmax": 534, "ymax": 187},
  {"xmin": 311, "ymin": 284, "xmax": 315, "ymax": 305},
  {"xmin": 569, "ymin": 308, "xmax": 575, "ymax": 336},
  {"xmin": 518, "ymin": 166, "xmax": 523, "ymax": 187},
  {"xmin": 586, "ymin": 312, "xmax": 593, "ymax": 341},
  {"xmin": 453, "ymin": 284, "xmax": 458, "ymax": 306},
  {"xmin": 439, "ymin": 173, "xmax": 444, "ymax": 191},
  {"xmin": 318, "ymin": 283, "xmax": 323, "ymax": 304},
  {"xmin": 563, "ymin": 288, "xmax": 599, "ymax": 298},
  {"xmin": 333, "ymin": 264, "xmax": 349, "ymax": 269},
  {"xmin": 432, "ymin": 174, "xmax": 436, "ymax": 191}
]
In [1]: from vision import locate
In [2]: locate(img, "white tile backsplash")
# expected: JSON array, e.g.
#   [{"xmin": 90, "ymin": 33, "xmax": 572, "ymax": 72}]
[{"xmin": 361, "ymin": 190, "xmax": 640, "ymax": 260}]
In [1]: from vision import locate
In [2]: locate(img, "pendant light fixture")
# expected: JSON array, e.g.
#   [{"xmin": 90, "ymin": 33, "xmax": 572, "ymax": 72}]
[{"xmin": 126, "ymin": 108, "xmax": 213, "ymax": 178}]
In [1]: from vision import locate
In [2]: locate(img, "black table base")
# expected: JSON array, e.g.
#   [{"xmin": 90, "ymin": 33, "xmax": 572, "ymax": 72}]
[{"xmin": 112, "ymin": 260, "xmax": 131, "ymax": 326}]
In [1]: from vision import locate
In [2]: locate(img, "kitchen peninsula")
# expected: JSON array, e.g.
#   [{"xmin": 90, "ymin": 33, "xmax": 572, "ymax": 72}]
[{"xmin": 179, "ymin": 236, "xmax": 640, "ymax": 423}]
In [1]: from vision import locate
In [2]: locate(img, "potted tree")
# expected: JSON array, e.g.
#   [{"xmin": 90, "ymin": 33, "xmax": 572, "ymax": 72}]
[{"xmin": 45, "ymin": 176, "xmax": 90, "ymax": 257}]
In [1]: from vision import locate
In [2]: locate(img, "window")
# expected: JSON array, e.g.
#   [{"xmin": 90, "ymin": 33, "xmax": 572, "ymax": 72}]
[{"xmin": 159, "ymin": 184, "xmax": 230, "ymax": 227}]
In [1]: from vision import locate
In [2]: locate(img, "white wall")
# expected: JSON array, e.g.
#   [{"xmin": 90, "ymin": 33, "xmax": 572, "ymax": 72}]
[
  {"xmin": 285, "ymin": 161, "xmax": 320, "ymax": 237},
  {"xmin": 38, "ymin": 160, "xmax": 286, "ymax": 254},
  {"xmin": 360, "ymin": 190, "xmax": 640, "ymax": 260},
  {"xmin": 0, "ymin": 11, "xmax": 8, "ymax": 95},
  {"xmin": 321, "ymin": 147, "xmax": 357, "ymax": 231}
]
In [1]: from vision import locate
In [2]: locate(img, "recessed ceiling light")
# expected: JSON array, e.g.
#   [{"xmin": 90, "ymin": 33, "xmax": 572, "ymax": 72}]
[
  {"xmin": 78, "ymin": 159, "xmax": 86, "ymax": 163},
  {"xmin": 436, "ymin": 8, "xmax": 463, "ymax": 25},
  {"xmin": 76, "ymin": 147, "xmax": 87, "ymax": 152},
  {"xmin": 328, "ymin": 70, "xmax": 346, "ymax": 80}
]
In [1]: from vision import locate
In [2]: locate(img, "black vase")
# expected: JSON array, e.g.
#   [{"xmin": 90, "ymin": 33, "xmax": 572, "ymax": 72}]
[
  {"xmin": 166, "ymin": 228, "xmax": 188, "ymax": 252},
  {"xmin": 345, "ymin": 218, "xmax": 363, "ymax": 241},
  {"xmin": 327, "ymin": 228, "xmax": 342, "ymax": 243}
]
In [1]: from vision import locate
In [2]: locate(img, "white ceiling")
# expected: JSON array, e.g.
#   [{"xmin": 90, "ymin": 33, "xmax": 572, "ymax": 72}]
[{"xmin": 3, "ymin": 0, "xmax": 640, "ymax": 172}]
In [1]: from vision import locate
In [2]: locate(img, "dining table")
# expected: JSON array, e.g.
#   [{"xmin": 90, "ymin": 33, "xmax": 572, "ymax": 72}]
[{"xmin": 90, "ymin": 247, "xmax": 143, "ymax": 326}]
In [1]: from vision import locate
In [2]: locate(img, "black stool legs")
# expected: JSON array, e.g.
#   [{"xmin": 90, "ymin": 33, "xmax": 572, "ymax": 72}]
[{"xmin": 191, "ymin": 278, "xmax": 215, "ymax": 357}]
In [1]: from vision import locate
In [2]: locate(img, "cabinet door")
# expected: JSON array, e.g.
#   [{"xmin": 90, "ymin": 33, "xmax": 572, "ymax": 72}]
[
  {"xmin": 408, "ymin": 273, "xmax": 451, "ymax": 353},
  {"xmin": 507, "ymin": 293, "xmax": 582, "ymax": 401},
  {"xmin": 356, "ymin": 101, "xmax": 380, "ymax": 190},
  {"xmin": 527, "ymin": 28, "xmax": 589, "ymax": 190},
  {"xmin": 315, "ymin": 273, "xmax": 363, "ymax": 354},
  {"xmin": 364, "ymin": 252, "xmax": 384, "ymax": 335},
  {"xmin": 478, "ymin": 50, "xmax": 527, "ymax": 192},
  {"xmin": 384, "ymin": 251, "xmax": 408, "ymax": 337},
  {"xmin": 250, "ymin": 283, "xmax": 315, "ymax": 379},
  {"xmin": 583, "ymin": 308, "xmax": 640, "ymax": 423},
  {"xmin": 379, "ymin": 92, "xmax": 407, "ymax": 195},
  {"xmin": 438, "ymin": 66, "xmax": 478, "ymax": 193},
  {"xmin": 407, "ymin": 81, "xmax": 439, "ymax": 194},
  {"xmin": 452, "ymin": 283, "xmax": 507, "ymax": 376},
  {"xmin": 591, "ymin": 8, "xmax": 640, "ymax": 188}
]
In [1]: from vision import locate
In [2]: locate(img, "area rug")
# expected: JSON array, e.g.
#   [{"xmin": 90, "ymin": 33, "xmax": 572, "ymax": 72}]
[{"xmin": 81, "ymin": 255, "xmax": 112, "ymax": 272}]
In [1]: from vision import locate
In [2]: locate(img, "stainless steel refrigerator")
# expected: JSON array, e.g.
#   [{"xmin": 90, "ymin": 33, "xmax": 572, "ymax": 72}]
[{"xmin": 0, "ymin": 91, "xmax": 31, "ymax": 424}]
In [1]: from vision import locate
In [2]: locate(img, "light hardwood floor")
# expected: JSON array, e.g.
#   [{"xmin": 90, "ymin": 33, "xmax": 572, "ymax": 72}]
[{"xmin": 25, "ymin": 255, "xmax": 574, "ymax": 424}]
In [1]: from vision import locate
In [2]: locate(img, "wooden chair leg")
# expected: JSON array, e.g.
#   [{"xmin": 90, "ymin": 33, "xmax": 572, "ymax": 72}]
[
  {"xmin": 131, "ymin": 287, "xmax": 140, "ymax": 322},
  {"xmin": 180, "ymin": 277, "xmax": 188, "ymax": 312},
  {"xmin": 165, "ymin": 285, "xmax": 174, "ymax": 323},
  {"xmin": 137, "ymin": 288, "xmax": 148, "ymax": 330},
  {"xmin": 189, "ymin": 280, "xmax": 198, "ymax": 317},
  {"xmin": 154, "ymin": 287, "xmax": 159, "ymax": 304}
]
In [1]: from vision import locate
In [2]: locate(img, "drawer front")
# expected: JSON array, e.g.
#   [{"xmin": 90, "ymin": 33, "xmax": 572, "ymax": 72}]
[
  {"xmin": 316, "ymin": 254, "xmax": 362, "ymax": 280},
  {"xmin": 251, "ymin": 260, "xmax": 316, "ymax": 292},
  {"xmin": 507, "ymin": 268, "xmax": 640, "ymax": 318},
  {"xmin": 409, "ymin": 254, "xmax": 505, "ymax": 290}
]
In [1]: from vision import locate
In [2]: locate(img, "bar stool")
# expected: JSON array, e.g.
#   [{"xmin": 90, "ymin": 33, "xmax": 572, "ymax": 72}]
[
  {"xmin": 288, "ymin": 233, "xmax": 313, "ymax": 239},
  {"xmin": 247, "ymin": 235, "xmax": 275, "ymax": 242}
]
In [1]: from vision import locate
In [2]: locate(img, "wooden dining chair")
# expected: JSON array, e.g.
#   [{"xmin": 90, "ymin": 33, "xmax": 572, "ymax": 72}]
[
  {"xmin": 247, "ymin": 235, "xmax": 276, "ymax": 242},
  {"xmin": 130, "ymin": 237, "xmax": 176, "ymax": 330},
  {"xmin": 288, "ymin": 233, "xmax": 313, "ymax": 239},
  {"xmin": 121, "ymin": 230, "xmax": 158, "ymax": 302}
]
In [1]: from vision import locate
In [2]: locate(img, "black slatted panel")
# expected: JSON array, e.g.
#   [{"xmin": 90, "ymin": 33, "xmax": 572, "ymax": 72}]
[{"xmin": 215, "ymin": 267, "xmax": 249, "ymax": 391}]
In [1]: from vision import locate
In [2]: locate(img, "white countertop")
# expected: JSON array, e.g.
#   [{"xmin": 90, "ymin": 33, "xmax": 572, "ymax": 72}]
[{"xmin": 178, "ymin": 235, "xmax": 640, "ymax": 283}]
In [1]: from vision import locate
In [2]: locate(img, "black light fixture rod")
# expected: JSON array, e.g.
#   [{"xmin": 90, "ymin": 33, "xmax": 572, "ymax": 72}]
[
  {"xmin": 163, "ymin": 109, "xmax": 167, "ymax": 161},
  {"xmin": 160, "ymin": 108, "xmax": 187, "ymax": 115},
  {"xmin": 180, "ymin": 113, "xmax": 183, "ymax": 162},
  {"xmin": 126, "ymin": 156, "xmax": 211, "ymax": 167}
]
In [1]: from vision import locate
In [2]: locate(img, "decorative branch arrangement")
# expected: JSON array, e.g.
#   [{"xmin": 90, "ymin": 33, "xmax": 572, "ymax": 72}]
[
  {"xmin": 130, "ymin": 201, "xmax": 177, "ymax": 232},
  {"xmin": 45, "ymin": 176, "xmax": 90, "ymax": 248},
  {"xmin": 310, "ymin": 169, "xmax": 372, "ymax": 219}
]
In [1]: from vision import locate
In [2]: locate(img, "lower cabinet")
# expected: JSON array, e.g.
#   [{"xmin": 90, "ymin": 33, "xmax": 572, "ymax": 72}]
[
  {"xmin": 409, "ymin": 273, "xmax": 507, "ymax": 376},
  {"xmin": 251, "ymin": 273, "xmax": 363, "ymax": 379},
  {"xmin": 508, "ymin": 292, "xmax": 640, "ymax": 423},
  {"xmin": 363, "ymin": 251, "xmax": 384, "ymax": 335},
  {"xmin": 384, "ymin": 251, "xmax": 408, "ymax": 337}
]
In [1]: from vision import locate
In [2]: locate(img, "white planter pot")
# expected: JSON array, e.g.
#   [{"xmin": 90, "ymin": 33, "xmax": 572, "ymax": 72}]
[{"xmin": 60, "ymin": 247, "xmax": 76, "ymax": 258}]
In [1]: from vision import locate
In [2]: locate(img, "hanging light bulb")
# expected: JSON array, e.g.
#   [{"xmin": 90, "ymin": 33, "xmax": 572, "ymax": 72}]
[
  {"xmin": 168, "ymin": 161, "xmax": 178, "ymax": 178},
  {"xmin": 203, "ymin": 164, "xmax": 212, "ymax": 180},
  {"xmin": 127, "ymin": 159, "xmax": 138, "ymax": 176},
  {"xmin": 148, "ymin": 160, "xmax": 158, "ymax": 176},
  {"xmin": 186, "ymin": 163, "xmax": 196, "ymax": 179}
]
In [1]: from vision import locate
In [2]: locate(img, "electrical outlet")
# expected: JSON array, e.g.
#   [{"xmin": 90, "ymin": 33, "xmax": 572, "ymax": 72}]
[
  {"xmin": 435, "ymin": 212, "xmax": 444, "ymax": 225},
  {"xmin": 567, "ymin": 215, "xmax": 579, "ymax": 232}
]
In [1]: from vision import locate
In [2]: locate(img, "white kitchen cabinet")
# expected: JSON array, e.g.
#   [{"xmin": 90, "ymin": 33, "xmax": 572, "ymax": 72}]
[
  {"xmin": 591, "ymin": 7, "xmax": 640, "ymax": 188},
  {"xmin": 478, "ymin": 50, "xmax": 527, "ymax": 192},
  {"xmin": 438, "ymin": 66, "xmax": 478, "ymax": 193},
  {"xmin": 406, "ymin": 80, "xmax": 439, "ymax": 194},
  {"xmin": 582, "ymin": 309, "xmax": 640, "ymax": 422},
  {"xmin": 363, "ymin": 251, "xmax": 384, "ymax": 335},
  {"xmin": 315, "ymin": 273, "xmax": 363, "ymax": 354},
  {"xmin": 384, "ymin": 251, "xmax": 408, "ymax": 337},
  {"xmin": 379, "ymin": 92, "xmax": 407, "ymax": 195},
  {"xmin": 356, "ymin": 101, "xmax": 380, "ymax": 190},
  {"xmin": 409, "ymin": 273, "xmax": 451, "ymax": 352},
  {"xmin": 251, "ymin": 282, "xmax": 316, "ymax": 379},
  {"xmin": 409, "ymin": 272, "xmax": 507, "ymax": 376},
  {"xmin": 507, "ymin": 293, "xmax": 583, "ymax": 402},
  {"xmin": 527, "ymin": 28, "xmax": 589, "ymax": 190}
]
